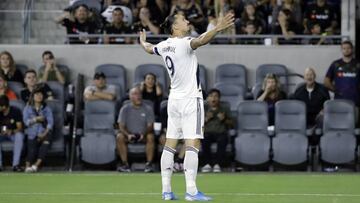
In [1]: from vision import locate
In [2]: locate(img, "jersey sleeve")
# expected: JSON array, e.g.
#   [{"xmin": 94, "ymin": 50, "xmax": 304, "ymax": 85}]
[
  {"xmin": 185, "ymin": 37, "xmax": 195, "ymax": 52},
  {"xmin": 325, "ymin": 62, "xmax": 336, "ymax": 81},
  {"xmin": 152, "ymin": 42, "xmax": 163, "ymax": 56}
]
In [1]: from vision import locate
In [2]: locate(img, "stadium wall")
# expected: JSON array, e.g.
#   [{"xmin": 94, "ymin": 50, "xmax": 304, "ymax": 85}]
[{"xmin": 0, "ymin": 45, "xmax": 341, "ymax": 90}]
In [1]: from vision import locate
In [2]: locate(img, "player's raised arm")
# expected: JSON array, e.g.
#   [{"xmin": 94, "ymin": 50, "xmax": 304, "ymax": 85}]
[
  {"xmin": 190, "ymin": 13, "xmax": 234, "ymax": 50},
  {"xmin": 139, "ymin": 29, "xmax": 155, "ymax": 54}
]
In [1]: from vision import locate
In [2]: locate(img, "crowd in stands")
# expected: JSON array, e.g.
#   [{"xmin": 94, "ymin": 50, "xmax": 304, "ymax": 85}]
[
  {"xmin": 0, "ymin": 39, "xmax": 359, "ymax": 172},
  {"xmin": 56, "ymin": 0, "xmax": 342, "ymax": 45}
]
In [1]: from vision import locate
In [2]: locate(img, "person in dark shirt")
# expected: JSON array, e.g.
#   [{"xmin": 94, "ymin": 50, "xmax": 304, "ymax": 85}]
[
  {"xmin": 132, "ymin": 7, "xmax": 161, "ymax": 43},
  {"xmin": 303, "ymin": 0, "xmax": 338, "ymax": 34},
  {"xmin": 201, "ymin": 89, "xmax": 233, "ymax": 173},
  {"xmin": 139, "ymin": 73, "xmax": 162, "ymax": 118},
  {"xmin": 132, "ymin": 6, "xmax": 160, "ymax": 33},
  {"xmin": 272, "ymin": 9, "xmax": 302, "ymax": 45},
  {"xmin": 0, "ymin": 95, "xmax": 24, "ymax": 172},
  {"xmin": 324, "ymin": 41, "xmax": 360, "ymax": 106},
  {"xmin": 56, "ymin": 4, "xmax": 99, "ymax": 44},
  {"xmin": 0, "ymin": 51, "xmax": 23, "ymax": 84},
  {"xmin": 294, "ymin": 67, "xmax": 330, "ymax": 127},
  {"xmin": 303, "ymin": 22, "xmax": 332, "ymax": 45},
  {"xmin": 170, "ymin": 0, "xmax": 205, "ymax": 33},
  {"xmin": 240, "ymin": 3, "xmax": 265, "ymax": 34},
  {"xmin": 257, "ymin": 73, "xmax": 287, "ymax": 126},
  {"xmin": 104, "ymin": 7, "xmax": 132, "ymax": 44},
  {"xmin": 238, "ymin": 20, "xmax": 263, "ymax": 45},
  {"xmin": 20, "ymin": 70, "xmax": 54, "ymax": 103}
]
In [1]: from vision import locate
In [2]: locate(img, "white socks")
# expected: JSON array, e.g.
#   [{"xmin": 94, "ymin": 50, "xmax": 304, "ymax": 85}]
[
  {"xmin": 161, "ymin": 146, "xmax": 175, "ymax": 193},
  {"xmin": 184, "ymin": 146, "xmax": 199, "ymax": 195}
]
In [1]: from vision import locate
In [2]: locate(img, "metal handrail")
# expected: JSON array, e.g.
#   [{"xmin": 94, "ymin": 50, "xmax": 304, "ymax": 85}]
[
  {"xmin": 63, "ymin": 33, "xmax": 349, "ymax": 39},
  {"xmin": 22, "ymin": 0, "xmax": 33, "ymax": 44}
]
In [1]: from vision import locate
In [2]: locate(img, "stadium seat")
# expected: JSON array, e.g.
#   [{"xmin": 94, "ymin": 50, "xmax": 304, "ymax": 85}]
[
  {"xmin": 95, "ymin": 64, "xmax": 127, "ymax": 101},
  {"xmin": 15, "ymin": 63, "xmax": 28, "ymax": 76},
  {"xmin": 7, "ymin": 81, "xmax": 24, "ymax": 98},
  {"xmin": 319, "ymin": 100, "xmax": 357, "ymax": 168},
  {"xmin": 234, "ymin": 101, "xmax": 270, "ymax": 166},
  {"xmin": 272, "ymin": 100, "xmax": 309, "ymax": 166},
  {"xmin": 80, "ymin": 132, "xmax": 117, "ymax": 165},
  {"xmin": 46, "ymin": 100, "xmax": 66, "ymax": 155},
  {"xmin": 251, "ymin": 82, "xmax": 263, "ymax": 100},
  {"xmin": 213, "ymin": 82, "xmax": 245, "ymax": 113},
  {"xmin": 81, "ymin": 100, "xmax": 116, "ymax": 164},
  {"xmin": 9, "ymin": 99, "xmax": 25, "ymax": 111},
  {"xmin": 256, "ymin": 64, "xmax": 288, "ymax": 93},
  {"xmin": 134, "ymin": 64, "xmax": 169, "ymax": 97},
  {"xmin": 215, "ymin": 63, "xmax": 247, "ymax": 90},
  {"xmin": 46, "ymin": 81, "xmax": 65, "ymax": 107}
]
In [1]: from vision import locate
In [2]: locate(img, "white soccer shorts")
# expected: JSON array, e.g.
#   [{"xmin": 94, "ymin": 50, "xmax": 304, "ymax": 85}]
[{"xmin": 166, "ymin": 97, "xmax": 204, "ymax": 140}]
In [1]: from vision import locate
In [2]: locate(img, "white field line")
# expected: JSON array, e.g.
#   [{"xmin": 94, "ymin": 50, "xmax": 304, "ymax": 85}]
[{"xmin": 0, "ymin": 192, "xmax": 359, "ymax": 198}]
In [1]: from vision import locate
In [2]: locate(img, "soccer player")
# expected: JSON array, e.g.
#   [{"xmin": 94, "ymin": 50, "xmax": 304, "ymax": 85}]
[{"xmin": 139, "ymin": 12, "xmax": 234, "ymax": 201}]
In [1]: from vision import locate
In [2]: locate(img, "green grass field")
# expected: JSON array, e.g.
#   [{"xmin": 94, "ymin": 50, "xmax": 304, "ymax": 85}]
[{"xmin": 0, "ymin": 172, "xmax": 360, "ymax": 203}]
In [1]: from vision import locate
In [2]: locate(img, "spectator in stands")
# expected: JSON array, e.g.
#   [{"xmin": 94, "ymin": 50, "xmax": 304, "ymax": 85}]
[
  {"xmin": 201, "ymin": 89, "xmax": 233, "ymax": 173},
  {"xmin": 139, "ymin": 73, "xmax": 162, "ymax": 118},
  {"xmin": 39, "ymin": 51, "xmax": 68, "ymax": 85},
  {"xmin": 303, "ymin": 22, "xmax": 332, "ymax": 45},
  {"xmin": 104, "ymin": 7, "xmax": 132, "ymax": 44},
  {"xmin": 272, "ymin": 8, "xmax": 303, "ymax": 45},
  {"xmin": 207, "ymin": 7, "xmax": 236, "ymax": 44},
  {"xmin": 0, "ymin": 74, "xmax": 17, "ymax": 100},
  {"xmin": 83, "ymin": 72, "xmax": 116, "ymax": 101},
  {"xmin": 132, "ymin": 7, "xmax": 160, "ymax": 36},
  {"xmin": 21, "ymin": 70, "xmax": 54, "ymax": 103},
  {"xmin": 293, "ymin": 67, "xmax": 330, "ymax": 127},
  {"xmin": 56, "ymin": 4, "xmax": 99, "ymax": 44},
  {"xmin": 116, "ymin": 87, "xmax": 155, "ymax": 172},
  {"xmin": 239, "ymin": 3, "xmax": 265, "ymax": 34},
  {"xmin": 0, "ymin": 95, "xmax": 24, "ymax": 172},
  {"xmin": 324, "ymin": 41, "xmax": 360, "ymax": 107},
  {"xmin": 257, "ymin": 73, "xmax": 287, "ymax": 126},
  {"xmin": 170, "ymin": 0, "xmax": 205, "ymax": 33},
  {"xmin": 102, "ymin": 4, "xmax": 134, "ymax": 27},
  {"xmin": 303, "ymin": 0, "xmax": 338, "ymax": 34},
  {"xmin": 133, "ymin": 0, "xmax": 170, "ymax": 23},
  {"xmin": 239, "ymin": 0, "xmax": 273, "ymax": 22},
  {"xmin": 238, "ymin": 20, "xmax": 263, "ymax": 44},
  {"xmin": 271, "ymin": 0, "xmax": 302, "ymax": 28},
  {"xmin": 23, "ymin": 87, "xmax": 54, "ymax": 173},
  {"xmin": 0, "ymin": 51, "xmax": 23, "ymax": 84}
]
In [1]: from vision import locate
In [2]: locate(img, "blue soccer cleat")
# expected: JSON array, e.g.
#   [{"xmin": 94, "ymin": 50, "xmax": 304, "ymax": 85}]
[
  {"xmin": 185, "ymin": 191, "xmax": 212, "ymax": 201},
  {"xmin": 162, "ymin": 192, "xmax": 178, "ymax": 200}
]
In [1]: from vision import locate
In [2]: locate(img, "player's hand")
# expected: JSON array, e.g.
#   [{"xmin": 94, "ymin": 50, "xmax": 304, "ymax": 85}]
[
  {"xmin": 139, "ymin": 29, "xmax": 147, "ymax": 44},
  {"xmin": 215, "ymin": 13, "xmax": 235, "ymax": 32}
]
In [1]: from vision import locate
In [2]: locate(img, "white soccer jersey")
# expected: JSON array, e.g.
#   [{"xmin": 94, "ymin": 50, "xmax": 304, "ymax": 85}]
[{"xmin": 153, "ymin": 37, "xmax": 203, "ymax": 99}]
